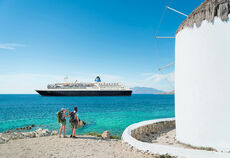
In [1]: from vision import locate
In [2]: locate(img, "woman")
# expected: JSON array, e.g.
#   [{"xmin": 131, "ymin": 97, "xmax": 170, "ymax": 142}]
[
  {"xmin": 58, "ymin": 108, "xmax": 69, "ymax": 138},
  {"xmin": 70, "ymin": 107, "xmax": 79, "ymax": 138}
]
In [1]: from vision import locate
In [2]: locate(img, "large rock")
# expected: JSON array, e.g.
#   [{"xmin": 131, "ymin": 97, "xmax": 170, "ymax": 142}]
[
  {"xmin": 18, "ymin": 133, "xmax": 26, "ymax": 139},
  {"xmin": 34, "ymin": 128, "xmax": 51, "ymax": 137},
  {"xmin": 1, "ymin": 135, "xmax": 10, "ymax": 142},
  {"xmin": 36, "ymin": 128, "xmax": 43, "ymax": 132},
  {"xmin": 22, "ymin": 132, "xmax": 35, "ymax": 138},
  {"xmin": 101, "ymin": 130, "xmax": 110, "ymax": 139},
  {"xmin": 31, "ymin": 132, "xmax": 36, "ymax": 138},
  {"xmin": 51, "ymin": 131, "xmax": 58, "ymax": 136},
  {"xmin": 11, "ymin": 133, "xmax": 19, "ymax": 140},
  {"xmin": 41, "ymin": 129, "xmax": 51, "ymax": 136},
  {"xmin": 22, "ymin": 132, "xmax": 29, "ymax": 137},
  {"xmin": 0, "ymin": 137, "xmax": 5, "ymax": 144}
]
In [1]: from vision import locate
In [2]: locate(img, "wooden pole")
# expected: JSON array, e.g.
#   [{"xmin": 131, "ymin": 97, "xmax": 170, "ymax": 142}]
[
  {"xmin": 166, "ymin": 6, "xmax": 188, "ymax": 17},
  {"xmin": 153, "ymin": 36, "xmax": 175, "ymax": 39}
]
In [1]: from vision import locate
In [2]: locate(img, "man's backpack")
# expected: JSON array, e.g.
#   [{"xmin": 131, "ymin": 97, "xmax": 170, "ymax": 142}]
[
  {"xmin": 57, "ymin": 111, "xmax": 63, "ymax": 123},
  {"xmin": 69, "ymin": 111, "xmax": 75, "ymax": 123}
]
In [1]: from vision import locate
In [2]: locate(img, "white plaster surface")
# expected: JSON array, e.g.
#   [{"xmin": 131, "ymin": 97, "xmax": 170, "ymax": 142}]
[
  {"xmin": 122, "ymin": 118, "xmax": 230, "ymax": 158},
  {"xmin": 175, "ymin": 16, "xmax": 230, "ymax": 151}
]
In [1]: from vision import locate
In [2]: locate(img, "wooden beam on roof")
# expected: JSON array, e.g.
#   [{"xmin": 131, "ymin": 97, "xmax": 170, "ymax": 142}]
[
  {"xmin": 166, "ymin": 6, "xmax": 188, "ymax": 17},
  {"xmin": 153, "ymin": 36, "xmax": 175, "ymax": 39}
]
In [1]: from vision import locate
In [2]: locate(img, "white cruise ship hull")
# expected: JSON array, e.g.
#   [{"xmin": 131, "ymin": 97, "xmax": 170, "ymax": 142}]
[{"xmin": 36, "ymin": 89, "xmax": 132, "ymax": 96}]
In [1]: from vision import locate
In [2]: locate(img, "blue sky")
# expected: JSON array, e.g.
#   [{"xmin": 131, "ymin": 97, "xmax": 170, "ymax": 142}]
[{"xmin": 0, "ymin": 0, "xmax": 203, "ymax": 93}]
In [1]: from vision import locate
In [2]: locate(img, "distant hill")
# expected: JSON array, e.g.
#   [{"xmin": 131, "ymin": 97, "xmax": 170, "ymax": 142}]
[
  {"xmin": 131, "ymin": 87, "xmax": 165, "ymax": 94},
  {"xmin": 158, "ymin": 90, "xmax": 175, "ymax": 95}
]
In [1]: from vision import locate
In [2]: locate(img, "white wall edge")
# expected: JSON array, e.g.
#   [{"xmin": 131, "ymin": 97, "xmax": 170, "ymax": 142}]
[{"xmin": 121, "ymin": 118, "xmax": 230, "ymax": 158}]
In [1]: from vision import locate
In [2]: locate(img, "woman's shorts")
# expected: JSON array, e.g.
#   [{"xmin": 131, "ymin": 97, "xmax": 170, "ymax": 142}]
[{"xmin": 60, "ymin": 120, "xmax": 66, "ymax": 126}]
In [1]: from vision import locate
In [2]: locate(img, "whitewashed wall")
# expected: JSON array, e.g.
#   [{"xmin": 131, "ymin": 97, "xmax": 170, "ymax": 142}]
[
  {"xmin": 122, "ymin": 118, "xmax": 230, "ymax": 158},
  {"xmin": 175, "ymin": 15, "xmax": 230, "ymax": 151}
]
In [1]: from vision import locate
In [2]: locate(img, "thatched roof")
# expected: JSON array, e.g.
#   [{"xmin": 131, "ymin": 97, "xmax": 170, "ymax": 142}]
[{"xmin": 176, "ymin": 0, "xmax": 230, "ymax": 34}]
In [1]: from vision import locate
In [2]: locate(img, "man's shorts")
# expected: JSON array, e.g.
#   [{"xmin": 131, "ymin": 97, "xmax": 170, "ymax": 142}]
[{"xmin": 71, "ymin": 120, "xmax": 78, "ymax": 128}]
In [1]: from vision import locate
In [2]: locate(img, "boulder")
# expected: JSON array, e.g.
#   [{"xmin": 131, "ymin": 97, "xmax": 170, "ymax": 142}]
[
  {"xmin": 51, "ymin": 131, "xmax": 58, "ymax": 136},
  {"xmin": 34, "ymin": 128, "xmax": 43, "ymax": 137},
  {"xmin": 18, "ymin": 133, "xmax": 26, "ymax": 139},
  {"xmin": 41, "ymin": 129, "xmax": 51, "ymax": 136},
  {"xmin": 101, "ymin": 130, "xmax": 110, "ymax": 139},
  {"xmin": 0, "ymin": 138, "xmax": 5, "ymax": 144},
  {"xmin": 36, "ymin": 128, "xmax": 43, "ymax": 132},
  {"xmin": 10, "ymin": 133, "xmax": 19, "ymax": 140},
  {"xmin": 31, "ymin": 132, "xmax": 36, "ymax": 138},
  {"xmin": 1, "ymin": 135, "xmax": 10, "ymax": 142},
  {"xmin": 22, "ymin": 132, "xmax": 33, "ymax": 138},
  {"xmin": 34, "ymin": 129, "xmax": 52, "ymax": 137}
]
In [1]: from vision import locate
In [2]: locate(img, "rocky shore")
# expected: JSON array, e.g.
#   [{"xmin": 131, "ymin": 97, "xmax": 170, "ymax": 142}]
[
  {"xmin": 0, "ymin": 120, "xmax": 87, "ymax": 144},
  {"xmin": 0, "ymin": 128, "xmax": 58, "ymax": 144}
]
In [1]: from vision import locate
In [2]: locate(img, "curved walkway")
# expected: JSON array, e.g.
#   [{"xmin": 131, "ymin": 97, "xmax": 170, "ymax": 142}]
[{"xmin": 122, "ymin": 118, "xmax": 230, "ymax": 158}]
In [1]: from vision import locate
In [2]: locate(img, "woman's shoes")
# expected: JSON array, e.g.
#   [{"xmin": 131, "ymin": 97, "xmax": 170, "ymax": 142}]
[
  {"xmin": 72, "ymin": 136, "xmax": 76, "ymax": 138},
  {"xmin": 70, "ymin": 135, "xmax": 73, "ymax": 138}
]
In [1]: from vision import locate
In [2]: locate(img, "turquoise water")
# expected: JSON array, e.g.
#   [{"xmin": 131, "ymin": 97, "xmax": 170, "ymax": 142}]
[{"xmin": 0, "ymin": 94, "xmax": 174, "ymax": 136}]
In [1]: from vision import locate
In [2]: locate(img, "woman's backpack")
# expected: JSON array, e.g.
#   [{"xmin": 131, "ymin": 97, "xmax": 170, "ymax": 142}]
[
  {"xmin": 69, "ymin": 111, "xmax": 75, "ymax": 123},
  {"xmin": 57, "ymin": 111, "xmax": 63, "ymax": 123}
]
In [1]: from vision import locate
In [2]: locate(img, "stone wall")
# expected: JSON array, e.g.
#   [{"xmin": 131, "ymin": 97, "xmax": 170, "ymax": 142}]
[{"xmin": 131, "ymin": 120, "xmax": 175, "ymax": 142}]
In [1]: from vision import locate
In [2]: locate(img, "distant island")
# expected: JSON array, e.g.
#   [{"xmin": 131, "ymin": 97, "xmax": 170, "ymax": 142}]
[
  {"xmin": 158, "ymin": 90, "xmax": 175, "ymax": 95},
  {"xmin": 131, "ymin": 87, "xmax": 174, "ymax": 94},
  {"xmin": 131, "ymin": 87, "xmax": 163, "ymax": 94}
]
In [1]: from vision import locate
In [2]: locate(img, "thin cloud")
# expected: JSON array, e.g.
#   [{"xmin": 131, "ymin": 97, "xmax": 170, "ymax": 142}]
[
  {"xmin": 144, "ymin": 72, "xmax": 174, "ymax": 83},
  {"xmin": 0, "ymin": 43, "xmax": 26, "ymax": 50},
  {"xmin": 141, "ymin": 72, "xmax": 153, "ymax": 76},
  {"xmin": 101, "ymin": 74, "xmax": 123, "ymax": 81}
]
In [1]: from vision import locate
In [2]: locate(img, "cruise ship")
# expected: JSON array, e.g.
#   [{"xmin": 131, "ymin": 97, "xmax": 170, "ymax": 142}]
[{"xmin": 35, "ymin": 76, "xmax": 132, "ymax": 96}]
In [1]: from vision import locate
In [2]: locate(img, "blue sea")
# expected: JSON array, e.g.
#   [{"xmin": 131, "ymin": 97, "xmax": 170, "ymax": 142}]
[{"xmin": 0, "ymin": 94, "xmax": 174, "ymax": 136}]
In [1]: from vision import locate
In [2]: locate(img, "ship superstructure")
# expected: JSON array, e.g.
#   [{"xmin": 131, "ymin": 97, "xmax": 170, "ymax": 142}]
[{"xmin": 35, "ymin": 76, "xmax": 132, "ymax": 96}]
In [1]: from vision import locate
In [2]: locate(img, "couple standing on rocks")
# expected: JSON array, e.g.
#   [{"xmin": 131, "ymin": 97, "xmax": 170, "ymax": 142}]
[{"xmin": 57, "ymin": 106, "xmax": 79, "ymax": 138}]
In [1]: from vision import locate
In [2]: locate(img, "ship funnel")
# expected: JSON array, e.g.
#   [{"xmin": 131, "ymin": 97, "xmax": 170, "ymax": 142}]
[{"xmin": 95, "ymin": 76, "xmax": 101, "ymax": 82}]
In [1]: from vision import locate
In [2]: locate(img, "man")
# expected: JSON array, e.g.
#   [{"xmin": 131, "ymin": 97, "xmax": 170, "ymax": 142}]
[{"xmin": 69, "ymin": 106, "xmax": 79, "ymax": 138}]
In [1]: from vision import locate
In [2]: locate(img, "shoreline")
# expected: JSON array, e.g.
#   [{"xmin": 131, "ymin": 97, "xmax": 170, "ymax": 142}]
[{"xmin": 0, "ymin": 128, "xmax": 122, "ymax": 144}]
